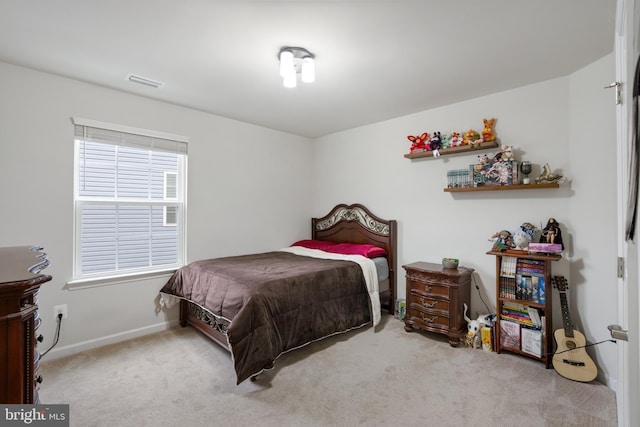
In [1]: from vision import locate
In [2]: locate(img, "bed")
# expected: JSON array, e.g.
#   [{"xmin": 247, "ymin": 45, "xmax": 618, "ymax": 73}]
[{"xmin": 160, "ymin": 203, "xmax": 397, "ymax": 384}]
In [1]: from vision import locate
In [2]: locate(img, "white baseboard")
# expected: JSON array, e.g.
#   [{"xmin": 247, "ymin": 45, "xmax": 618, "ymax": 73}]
[{"xmin": 42, "ymin": 319, "xmax": 181, "ymax": 361}]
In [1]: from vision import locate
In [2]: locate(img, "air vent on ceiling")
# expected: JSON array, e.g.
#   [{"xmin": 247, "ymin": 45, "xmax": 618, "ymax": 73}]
[{"xmin": 126, "ymin": 73, "xmax": 165, "ymax": 89}]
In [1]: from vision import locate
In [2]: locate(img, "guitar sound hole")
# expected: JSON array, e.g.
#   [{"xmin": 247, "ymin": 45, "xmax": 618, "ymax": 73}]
[{"xmin": 566, "ymin": 340, "xmax": 576, "ymax": 350}]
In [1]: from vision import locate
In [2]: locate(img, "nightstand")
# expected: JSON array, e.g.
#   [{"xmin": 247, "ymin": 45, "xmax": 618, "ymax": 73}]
[{"xmin": 402, "ymin": 262, "xmax": 472, "ymax": 347}]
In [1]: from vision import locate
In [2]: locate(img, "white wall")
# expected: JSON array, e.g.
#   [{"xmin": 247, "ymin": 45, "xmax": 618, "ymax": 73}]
[
  {"xmin": 568, "ymin": 54, "xmax": 619, "ymax": 387},
  {"xmin": 313, "ymin": 54, "xmax": 618, "ymax": 387},
  {"xmin": 0, "ymin": 53, "xmax": 620, "ymax": 388},
  {"xmin": 0, "ymin": 61, "xmax": 313, "ymax": 357}
]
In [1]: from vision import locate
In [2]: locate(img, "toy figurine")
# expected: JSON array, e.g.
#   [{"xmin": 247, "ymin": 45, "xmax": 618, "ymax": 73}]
[
  {"xmin": 512, "ymin": 222, "xmax": 536, "ymax": 250},
  {"xmin": 492, "ymin": 145, "xmax": 514, "ymax": 162},
  {"xmin": 440, "ymin": 133, "xmax": 452, "ymax": 149},
  {"xmin": 478, "ymin": 153, "xmax": 490, "ymax": 165},
  {"xmin": 463, "ymin": 129, "xmax": 481, "ymax": 147},
  {"xmin": 429, "ymin": 131, "xmax": 442, "ymax": 157},
  {"xmin": 535, "ymin": 163, "xmax": 563, "ymax": 184},
  {"xmin": 540, "ymin": 218, "xmax": 564, "ymax": 249},
  {"xmin": 463, "ymin": 303, "xmax": 492, "ymax": 350},
  {"xmin": 482, "ymin": 117, "xmax": 497, "ymax": 142},
  {"xmin": 489, "ymin": 230, "xmax": 514, "ymax": 251},
  {"xmin": 407, "ymin": 132, "xmax": 429, "ymax": 153},
  {"xmin": 450, "ymin": 131, "xmax": 463, "ymax": 147}
]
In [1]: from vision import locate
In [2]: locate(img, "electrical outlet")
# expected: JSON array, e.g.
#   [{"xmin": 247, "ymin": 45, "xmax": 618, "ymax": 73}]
[{"xmin": 54, "ymin": 304, "xmax": 68, "ymax": 320}]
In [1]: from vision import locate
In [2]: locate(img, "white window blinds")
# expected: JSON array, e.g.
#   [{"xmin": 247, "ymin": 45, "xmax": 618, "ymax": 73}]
[{"xmin": 72, "ymin": 118, "xmax": 188, "ymax": 280}]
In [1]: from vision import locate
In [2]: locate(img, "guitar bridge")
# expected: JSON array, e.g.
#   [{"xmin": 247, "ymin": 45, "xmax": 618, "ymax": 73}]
[{"xmin": 562, "ymin": 358, "xmax": 586, "ymax": 366}]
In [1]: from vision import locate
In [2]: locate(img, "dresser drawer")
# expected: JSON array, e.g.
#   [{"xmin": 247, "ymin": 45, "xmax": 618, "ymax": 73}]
[
  {"xmin": 407, "ymin": 306, "xmax": 449, "ymax": 330},
  {"xmin": 408, "ymin": 281, "xmax": 450, "ymax": 299},
  {"xmin": 408, "ymin": 292, "xmax": 449, "ymax": 313}
]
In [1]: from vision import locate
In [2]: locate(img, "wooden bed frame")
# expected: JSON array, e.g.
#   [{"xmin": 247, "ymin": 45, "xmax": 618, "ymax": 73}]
[{"xmin": 179, "ymin": 203, "xmax": 397, "ymax": 350}]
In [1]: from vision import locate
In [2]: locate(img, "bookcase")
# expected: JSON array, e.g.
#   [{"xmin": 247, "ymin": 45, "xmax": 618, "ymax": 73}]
[{"xmin": 487, "ymin": 250, "xmax": 561, "ymax": 368}]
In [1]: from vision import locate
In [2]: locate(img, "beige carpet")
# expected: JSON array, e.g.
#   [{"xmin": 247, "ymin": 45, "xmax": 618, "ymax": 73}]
[{"xmin": 39, "ymin": 315, "xmax": 617, "ymax": 427}]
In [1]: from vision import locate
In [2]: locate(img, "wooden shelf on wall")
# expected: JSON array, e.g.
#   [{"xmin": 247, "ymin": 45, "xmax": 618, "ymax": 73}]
[
  {"xmin": 444, "ymin": 183, "xmax": 559, "ymax": 193},
  {"xmin": 404, "ymin": 141, "xmax": 499, "ymax": 160},
  {"xmin": 486, "ymin": 250, "xmax": 562, "ymax": 262}
]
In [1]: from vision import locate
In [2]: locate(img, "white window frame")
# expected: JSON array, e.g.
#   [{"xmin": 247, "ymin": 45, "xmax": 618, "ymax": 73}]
[{"xmin": 71, "ymin": 118, "xmax": 188, "ymax": 284}]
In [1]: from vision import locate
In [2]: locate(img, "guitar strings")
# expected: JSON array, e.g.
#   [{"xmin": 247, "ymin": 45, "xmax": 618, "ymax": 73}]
[{"xmin": 543, "ymin": 339, "xmax": 617, "ymax": 357}]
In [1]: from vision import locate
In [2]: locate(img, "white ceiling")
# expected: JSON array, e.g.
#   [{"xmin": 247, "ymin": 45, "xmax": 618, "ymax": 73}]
[{"xmin": 0, "ymin": 0, "xmax": 616, "ymax": 138}]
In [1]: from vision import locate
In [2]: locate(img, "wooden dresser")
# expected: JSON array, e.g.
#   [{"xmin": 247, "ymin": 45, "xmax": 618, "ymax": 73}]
[
  {"xmin": 0, "ymin": 246, "xmax": 51, "ymax": 404},
  {"xmin": 402, "ymin": 262, "xmax": 472, "ymax": 347}
]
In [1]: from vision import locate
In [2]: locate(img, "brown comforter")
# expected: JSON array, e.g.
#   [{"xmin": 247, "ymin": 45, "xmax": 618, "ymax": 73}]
[{"xmin": 160, "ymin": 251, "xmax": 372, "ymax": 383}]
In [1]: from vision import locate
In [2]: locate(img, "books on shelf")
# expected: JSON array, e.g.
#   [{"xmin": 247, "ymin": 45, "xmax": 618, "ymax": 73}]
[
  {"xmin": 500, "ymin": 319, "xmax": 520, "ymax": 350},
  {"xmin": 527, "ymin": 306, "xmax": 542, "ymax": 327},
  {"xmin": 521, "ymin": 327, "xmax": 543, "ymax": 357},
  {"xmin": 499, "ymin": 257, "xmax": 546, "ymax": 303},
  {"xmin": 500, "ymin": 256, "xmax": 517, "ymax": 278},
  {"xmin": 500, "ymin": 302, "xmax": 541, "ymax": 329},
  {"xmin": 446, "ymin": 168, "xmax": 471, "ymax": 188},
  {"xmin": 499, "ymin": 256, "xmax": 518, "ymax": 299}
]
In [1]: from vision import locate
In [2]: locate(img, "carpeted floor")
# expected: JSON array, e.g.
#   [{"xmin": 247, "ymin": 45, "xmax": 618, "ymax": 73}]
[{"xmin": 39, "ymin": 315, "xmax": 617, "ymax": 427}]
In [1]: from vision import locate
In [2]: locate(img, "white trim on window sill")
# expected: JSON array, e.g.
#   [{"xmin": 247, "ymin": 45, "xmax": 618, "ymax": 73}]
[{"xmin": 66, "ymin": 268, "xmax": 177, "ymax": 290}]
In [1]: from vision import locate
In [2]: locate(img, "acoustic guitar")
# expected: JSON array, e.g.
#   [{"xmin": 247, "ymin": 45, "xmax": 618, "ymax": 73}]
[{"xmin": 551, "ymin": 276, "xmax": 598, "ymax": 382}]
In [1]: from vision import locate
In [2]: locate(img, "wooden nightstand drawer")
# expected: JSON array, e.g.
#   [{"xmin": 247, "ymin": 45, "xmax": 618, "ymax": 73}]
[
  {"xmin": 409, "ymin": 282, "xmax": 449, "ymax": 299},
  {"xmin": 408, "ymin": 292, "xmax": 449, "ymax": 313},
  {"xmin": 407, "ymin": 306, "xmax": 449, "ymax": 329}
]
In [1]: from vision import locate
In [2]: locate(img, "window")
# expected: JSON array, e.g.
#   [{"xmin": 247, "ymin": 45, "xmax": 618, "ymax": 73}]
[{"xmin": 72, "ymin": 118, "xmax": 188, "ymax": 281}]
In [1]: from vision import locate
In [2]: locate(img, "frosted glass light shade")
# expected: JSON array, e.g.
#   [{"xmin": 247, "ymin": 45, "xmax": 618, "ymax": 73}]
[
  {"xmin": 279, "ymin": 50, "xmax": 294, "ymax": 77},
  {"xmin": 301, "ymin": 56, "xmax": 315, "ymax": 83},
  {"xmin": 283, "ymin": 70, "xmax": 297, "ymax": 88}
]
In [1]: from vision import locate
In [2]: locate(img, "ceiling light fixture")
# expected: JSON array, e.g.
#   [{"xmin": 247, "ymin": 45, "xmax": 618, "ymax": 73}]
[
  {"xmin": 278, "ymin": 46, "xmax": 315, "ymax": 88},
  {"xmin": 126, "ymin": 73, "xmax": 165, "ymax": 89}
]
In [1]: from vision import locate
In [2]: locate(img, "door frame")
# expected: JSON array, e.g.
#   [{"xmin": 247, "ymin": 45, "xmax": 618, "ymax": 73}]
[{"xmin": 615, "ymin": 1, "xmax": 638, "ymax": 426}]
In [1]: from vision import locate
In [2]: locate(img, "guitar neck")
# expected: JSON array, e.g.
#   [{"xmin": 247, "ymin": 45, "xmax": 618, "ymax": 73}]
[{"xmin": 558, "ymin": 289, "xmax": 575, "ymax": 338}]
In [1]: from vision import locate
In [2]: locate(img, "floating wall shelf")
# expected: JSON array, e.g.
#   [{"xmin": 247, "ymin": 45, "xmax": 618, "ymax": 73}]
[
  {"xmin": 404, "ymin": 141, "xmax": 500, "ymax": 160},
  {"xmin": 444, "ymin": 183, "xmax": 559, "ymax": 193}
]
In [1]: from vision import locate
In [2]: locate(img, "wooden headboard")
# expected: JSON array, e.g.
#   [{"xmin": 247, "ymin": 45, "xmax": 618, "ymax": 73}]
[{"xmin": 312, "ymin": 203, "xmax": 397, "ymax": 316}]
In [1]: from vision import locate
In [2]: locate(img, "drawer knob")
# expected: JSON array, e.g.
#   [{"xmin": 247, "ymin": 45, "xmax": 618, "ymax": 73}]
[
  {"xmin": 37, "ymin": 335, "xmax": 44, "ymax": 343},
  {"xmin": 36, "ymin": 375, "xmax": 43, "ymax": 384}
]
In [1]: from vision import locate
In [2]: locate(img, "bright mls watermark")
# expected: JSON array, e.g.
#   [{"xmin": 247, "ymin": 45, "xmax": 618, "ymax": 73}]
[{"xmin": 1, "ymin": 405, "xmax": 69, "ymax": 426}]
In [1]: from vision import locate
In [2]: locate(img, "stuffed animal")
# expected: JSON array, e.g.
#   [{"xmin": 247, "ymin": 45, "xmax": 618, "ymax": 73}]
[
  {"xmin": 482, "ymin": 117, "xmax": 497, "ymax": 142},
  {"xmin": 429, "ymin": 132, "xmax": 442, "ymax": 157},
  {"xmin": 450, "ymin": 131, "xmax": 463, "ymax": 147},
  {"xmin": 478, "ymin": 154, "xmax": 490, "ymax": 165},
  {"xmin": 440, "ymin": 133, "xmax": 452, "ymax": 149},
  {"xmin": 464, "ymin": 303, "xmax": 491, "ymax": 349},
  {"xmin": 463, "ymin": 129, "xmax": 481, "ymax": 146},
  {"xmin": 512, "ymin": 222, "xmax": 536, "ymax": 250},
  {"xmin": 407, "ymin": 132, "xmax": 429, "ymax": 153}
]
